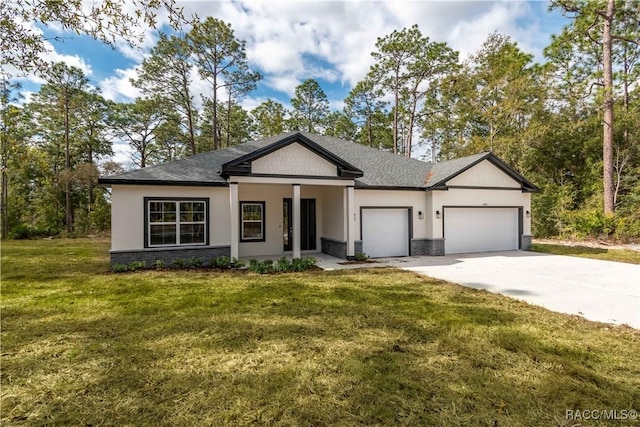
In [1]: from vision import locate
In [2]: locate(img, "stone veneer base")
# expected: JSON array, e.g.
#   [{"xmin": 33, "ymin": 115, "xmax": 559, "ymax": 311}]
[
  {"xmin": 320, "ymin": 237, "xmax": 347, "ymax": 259},
  {"xmin": 411, "ymin": 238, "xmax": 445, "ymax": 256},
  {"xmin": 110, "ymin": 245, "xmax": 231, "ymax": 268}
]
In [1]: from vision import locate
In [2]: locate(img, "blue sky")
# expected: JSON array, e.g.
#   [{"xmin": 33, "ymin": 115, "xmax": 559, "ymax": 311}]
[
  {"xmin": 16, "ymin": 1, "xmax": 569, "ymax": 109},
  {"xmin": 10, "ymin": 1, "xmax": 569, "ymax": 164}
]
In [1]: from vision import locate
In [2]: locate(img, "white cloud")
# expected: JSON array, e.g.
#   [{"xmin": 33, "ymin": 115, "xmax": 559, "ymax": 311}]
[{"xmin": 99, "ymin": 67, "xmax": 141, "ymax": 102}]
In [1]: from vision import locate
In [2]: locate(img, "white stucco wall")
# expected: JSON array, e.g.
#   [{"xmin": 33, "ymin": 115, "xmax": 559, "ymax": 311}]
[
  {"xmin": 353, "ymin": 189, "xmax": 428, "ymax": 240},
  {"xmin": 446, "ymin": 160, "xmax": 521, "ymax": 188},
  {"xmin": 251, "ymin": 143, "xmax": 337, "ymax": 176},
  {"xmin": 428, "ymin": 188, "xmax": 531, "ymax": 238},
  {"xmin": 320, "ymin": 187, "xmax": 345, "ymax": 242},
  {"xmin": 110, "ymin": 185, "xmax": 231, "ymax": 251}
]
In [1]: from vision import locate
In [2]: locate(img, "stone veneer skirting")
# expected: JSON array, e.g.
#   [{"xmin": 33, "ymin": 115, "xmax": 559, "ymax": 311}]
[
  {"xmin": 110, "ymin": 245, "xmax": 231, "ymax": 267},
  {"xmin": 354, "ymin": 240, "xmax": 363, "ymax": 256},
  {"xmin": 411, "ymin": 238, "xmax": 445, "ymax": 256},
  {"xmin": 320, "ymin": 237, "xmax": 347, "ymax": 259},
  {"xmin": 521, "ymin": 235, "xmax": 533, "ymax": 250}
]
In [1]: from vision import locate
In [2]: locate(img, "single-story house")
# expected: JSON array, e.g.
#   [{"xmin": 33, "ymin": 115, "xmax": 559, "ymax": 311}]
[{"xmin": 99, "ymin": 131, "xmax": 538, "ymax": 267}]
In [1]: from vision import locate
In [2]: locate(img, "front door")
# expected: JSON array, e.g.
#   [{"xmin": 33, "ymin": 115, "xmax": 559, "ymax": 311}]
[{"xmin": 283, "ymin": 198, "xmax": 316, "ymax": 251}]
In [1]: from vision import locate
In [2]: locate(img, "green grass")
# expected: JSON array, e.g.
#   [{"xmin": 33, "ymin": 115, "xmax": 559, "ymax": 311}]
[
  {"xmin": 531, "ymin": 243, "xmax": 640, "ymax": 264},
  {"xmin": 2, "ymin": 238, "xmax": 639, "ymax": 426}
]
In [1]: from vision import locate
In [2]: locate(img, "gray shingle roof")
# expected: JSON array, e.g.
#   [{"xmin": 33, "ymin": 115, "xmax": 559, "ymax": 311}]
[{"xmin": 99, "ymin": 132, "xmax": 533, "ymax": 190}]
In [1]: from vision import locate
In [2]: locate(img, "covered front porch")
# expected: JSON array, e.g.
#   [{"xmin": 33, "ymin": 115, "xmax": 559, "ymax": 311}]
[{"xmin": 228, "ymin": 177, "xmax": 358, "ymax": 260}]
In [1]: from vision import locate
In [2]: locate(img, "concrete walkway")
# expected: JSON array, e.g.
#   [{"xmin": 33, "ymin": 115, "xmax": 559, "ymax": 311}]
[{"xmin": 314, "ymin": 251, "xmax": 640, "ymax": 329}]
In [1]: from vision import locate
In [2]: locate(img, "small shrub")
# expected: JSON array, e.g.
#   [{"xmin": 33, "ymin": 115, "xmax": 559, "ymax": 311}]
[
  {"xmin": 212, "ymin": 255, "xmax": 231, "ymax": 269},
  {"xmin": 172, "ymin": 258, "xmax": 187, "ymax": 268},
  {"xmin": 230, "ymin": 258, "xmax": 245, "ymax": 269},
  {"xmin": 153, "ymin": 259, "xmax": 165, "ymax": 269},
  {"xmin": 111, "ymin": 263, "xmax": 128, "ymax": 273},
  {"xmin": 128, "ymin": 260, "xmax": 146, "ymax": 271},
  {"xmin": 8, "ymin": 224, "xmax": 52, "ymax": 240},
  {"xmin": 292, "ymin": 257, "xmax": 317, "ymax": 272},
  {"xmin": 248, "ymin": 259, "xmax": 274, "ymax": 274},
  {"xmin": 355, "ymin": 252, "xmax": 369, "ymax": 262},
  {"xmin": 188, "ymin": 257, "xmax": 204, "ymax": 268},
  {"xmin": 274, "ymin": 257, "xmax": 291, "ymax": 272}
]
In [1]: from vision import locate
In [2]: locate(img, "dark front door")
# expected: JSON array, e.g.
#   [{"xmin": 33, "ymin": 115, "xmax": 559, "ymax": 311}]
[{"xmin": 283, "ymin": 198, "xmax": 316, "ymax": 251}]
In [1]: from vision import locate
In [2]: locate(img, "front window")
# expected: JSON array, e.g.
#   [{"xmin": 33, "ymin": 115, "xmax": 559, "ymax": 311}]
[
  {"xmin": 147, "ymin": 199, "xmax": 207, "ymax": 247},
  {"xmin": 241, "ymin": 202, "xmax": 265, "ymax": 241}
]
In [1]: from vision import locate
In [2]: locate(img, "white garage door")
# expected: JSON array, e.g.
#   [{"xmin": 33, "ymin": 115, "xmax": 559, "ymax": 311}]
[
  {"xmin": 362, "ymin": 208, "xmax": 409, "ymax": 258},
  {"xmin": 445, "ymin": 208, "xmax": 519, "ymax": 254}
]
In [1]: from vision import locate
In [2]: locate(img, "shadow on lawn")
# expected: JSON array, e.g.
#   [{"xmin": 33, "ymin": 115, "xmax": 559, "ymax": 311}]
[{"xmin": 3, "ymin": 270, "xmax": 639, "ymax": 426}]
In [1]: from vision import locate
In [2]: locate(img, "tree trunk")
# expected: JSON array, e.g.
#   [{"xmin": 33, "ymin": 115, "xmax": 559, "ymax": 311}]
[
  {"xmin": 64, "ymin": 94, "xmax": 73, "ymax": 234},
  {"xmin": 212, "ymin": 73, "xmax": 219, "ymax": 151},
  {"xmin": 184, "ymin": 75, "xmax": 196, "ymax": 155},
  {"xmin": 393, "ymin": 81, "xmax": 399, "ymax": 155},
  {"xmin": 1, "ymin": 132, "xmax": 8, "ymax": 239},
  {"xmin": 602, "ymin": 0, "xmax": 615, "ymax": 214}
]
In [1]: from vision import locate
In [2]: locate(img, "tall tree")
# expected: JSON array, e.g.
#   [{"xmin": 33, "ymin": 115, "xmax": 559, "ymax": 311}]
[
  {"xmin": 111, "ymin": 99, "xmax": 167, "ymax": 168},
  {"xmin": 343, "ymin": 78, "xmax": 391, "ymax": 149},
  {"xmin": 251, "ymin": 100, "xmax": 286, "ymax": 138},
  {"xmin": 324, "ymin": 111, "xmax": 358, "ymax": 141},
  {"xmin": 551, "ymin": 0, "xmax": 640, "ymax": 214},
  {"xmin": 1, "ymin": 0, "xmax": 184, "ymax": 75},
  {"xmin": 132, "ymin": 33, "xmax": 199, "ymax": 155},
  {"xmin": 28, "ymin": 62, "xmax": 91, "ymax": 233},
  {"xmin": 188, "ymin": 17, "xmax": 256, "ymax": 150},
  {"xmin": 0, "ymin": 77, "xmax": 23, "ymax": 238},
  {"xmin": 222, "ymin": 63, "xmax": 261, "ymax": 147},
  {"xmin": 422, "ymin": 33, "xmax": 545, "ymax": 169},
  {"xmin": 369, "ymin": 25, "xmax": 457, "ymax": 157},
  {"xmin": 289, "ymin": 79, "xmax": 330, "ymax": 133},
  {"xmin": 75, "ymin": 91, "xmax": 113, "ymax": 209}
]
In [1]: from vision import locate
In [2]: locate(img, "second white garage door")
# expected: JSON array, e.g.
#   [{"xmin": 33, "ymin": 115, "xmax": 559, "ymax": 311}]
[
  {"xmin": 362, "ymin": 208, "xmax": 409, "ymax": 258},
  {"xmin": 445, "ymin": 207, "xmax": 519, "ymax": 254}
]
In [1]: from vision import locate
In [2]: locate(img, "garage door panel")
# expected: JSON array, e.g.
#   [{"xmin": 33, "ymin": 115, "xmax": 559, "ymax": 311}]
[
  {"xmin": 445, "ymin": 208, "xmax": 519, "ymax": 254},
  {"xmin": 362, "ymin": 209, "xmax": 409, "ymax": 258}
]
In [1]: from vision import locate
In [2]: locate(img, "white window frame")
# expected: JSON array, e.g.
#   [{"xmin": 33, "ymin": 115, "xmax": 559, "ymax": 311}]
[{"xmin": 240, "ymin": 201, "xmax": 265, "ymax": 242}]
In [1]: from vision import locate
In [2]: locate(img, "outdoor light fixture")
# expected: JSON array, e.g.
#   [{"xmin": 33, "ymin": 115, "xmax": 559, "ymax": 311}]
[
  {"xmin": 435, "ymin": 210, "xmax": 441, "ymax": 219},
  {"xmin": 526, "ymin": 210, "xmax": 531, "ymax": 218},
  {"xmin": 418, "ymin": 211, "xmax": 424, "ymax": 219}
]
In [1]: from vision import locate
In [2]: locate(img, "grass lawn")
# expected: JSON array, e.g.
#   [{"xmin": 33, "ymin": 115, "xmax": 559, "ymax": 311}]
[
  {"xmin": 2, "ymin": 238, "xmax": 639, "ymax": 426},
  {"xmin": 531, "ymin": 243, "xmax": 640, "ymax": 265}
]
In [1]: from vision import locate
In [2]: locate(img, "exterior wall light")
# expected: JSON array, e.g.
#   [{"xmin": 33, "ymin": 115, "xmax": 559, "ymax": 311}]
[
  {"xmin": 418, "ymin": 211, "xmax": 424, "ymax": 219},
  {"xmin": 435, "ymin": 210, "xmax": 441, "ymax": 219},
  {"xmin": 526, "ymin": 210, "xmax": 531, "ymax": 218}
]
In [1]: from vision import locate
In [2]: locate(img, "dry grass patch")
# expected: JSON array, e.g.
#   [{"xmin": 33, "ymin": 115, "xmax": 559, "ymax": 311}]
[{"xmin": 1, "ymin": 238, "xmax": 639, "ymax": 426}]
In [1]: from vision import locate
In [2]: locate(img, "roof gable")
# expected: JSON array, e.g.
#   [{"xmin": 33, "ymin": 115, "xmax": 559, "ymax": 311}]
[
  {"xmin": 221, "ymin": 133, "xmax": 363, "ymax": 178},
  {"xmin": 445, "ymin": 159, "xmax": 521, "ymax": 188},
  {"xmin": 425, "ymin": 152, "xmax": 539, "ymax": 192}
]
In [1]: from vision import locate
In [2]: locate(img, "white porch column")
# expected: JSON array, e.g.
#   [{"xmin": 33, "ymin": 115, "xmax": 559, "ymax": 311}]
[
  {"xmin": 346, "ymin": 185, "xmax": 356, "ymax": 257},
  {"xmin": 229, "ymin": 182, "xmax": 239, "ymax": 259},
  {"xmin": 292, "ymin": 184, "xmax": 301, "ymax": 258}
]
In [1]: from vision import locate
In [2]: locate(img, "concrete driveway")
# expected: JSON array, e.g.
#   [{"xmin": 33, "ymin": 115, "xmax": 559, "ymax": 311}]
[{"xmin": 383, "ymin": 251, "xmax": 640, "ymax": 329}]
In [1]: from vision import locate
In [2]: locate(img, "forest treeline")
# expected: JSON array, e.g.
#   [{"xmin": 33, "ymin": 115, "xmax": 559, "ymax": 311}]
[{"xmin": 1, "ymin": 1, "xmax": 638, "ymax": 240}]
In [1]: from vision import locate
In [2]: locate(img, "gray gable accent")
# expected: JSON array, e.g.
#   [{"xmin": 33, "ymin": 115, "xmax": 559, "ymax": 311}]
[{"xmin": 98, "ymin": 131, "xmax": 537, "ymax": 192}]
